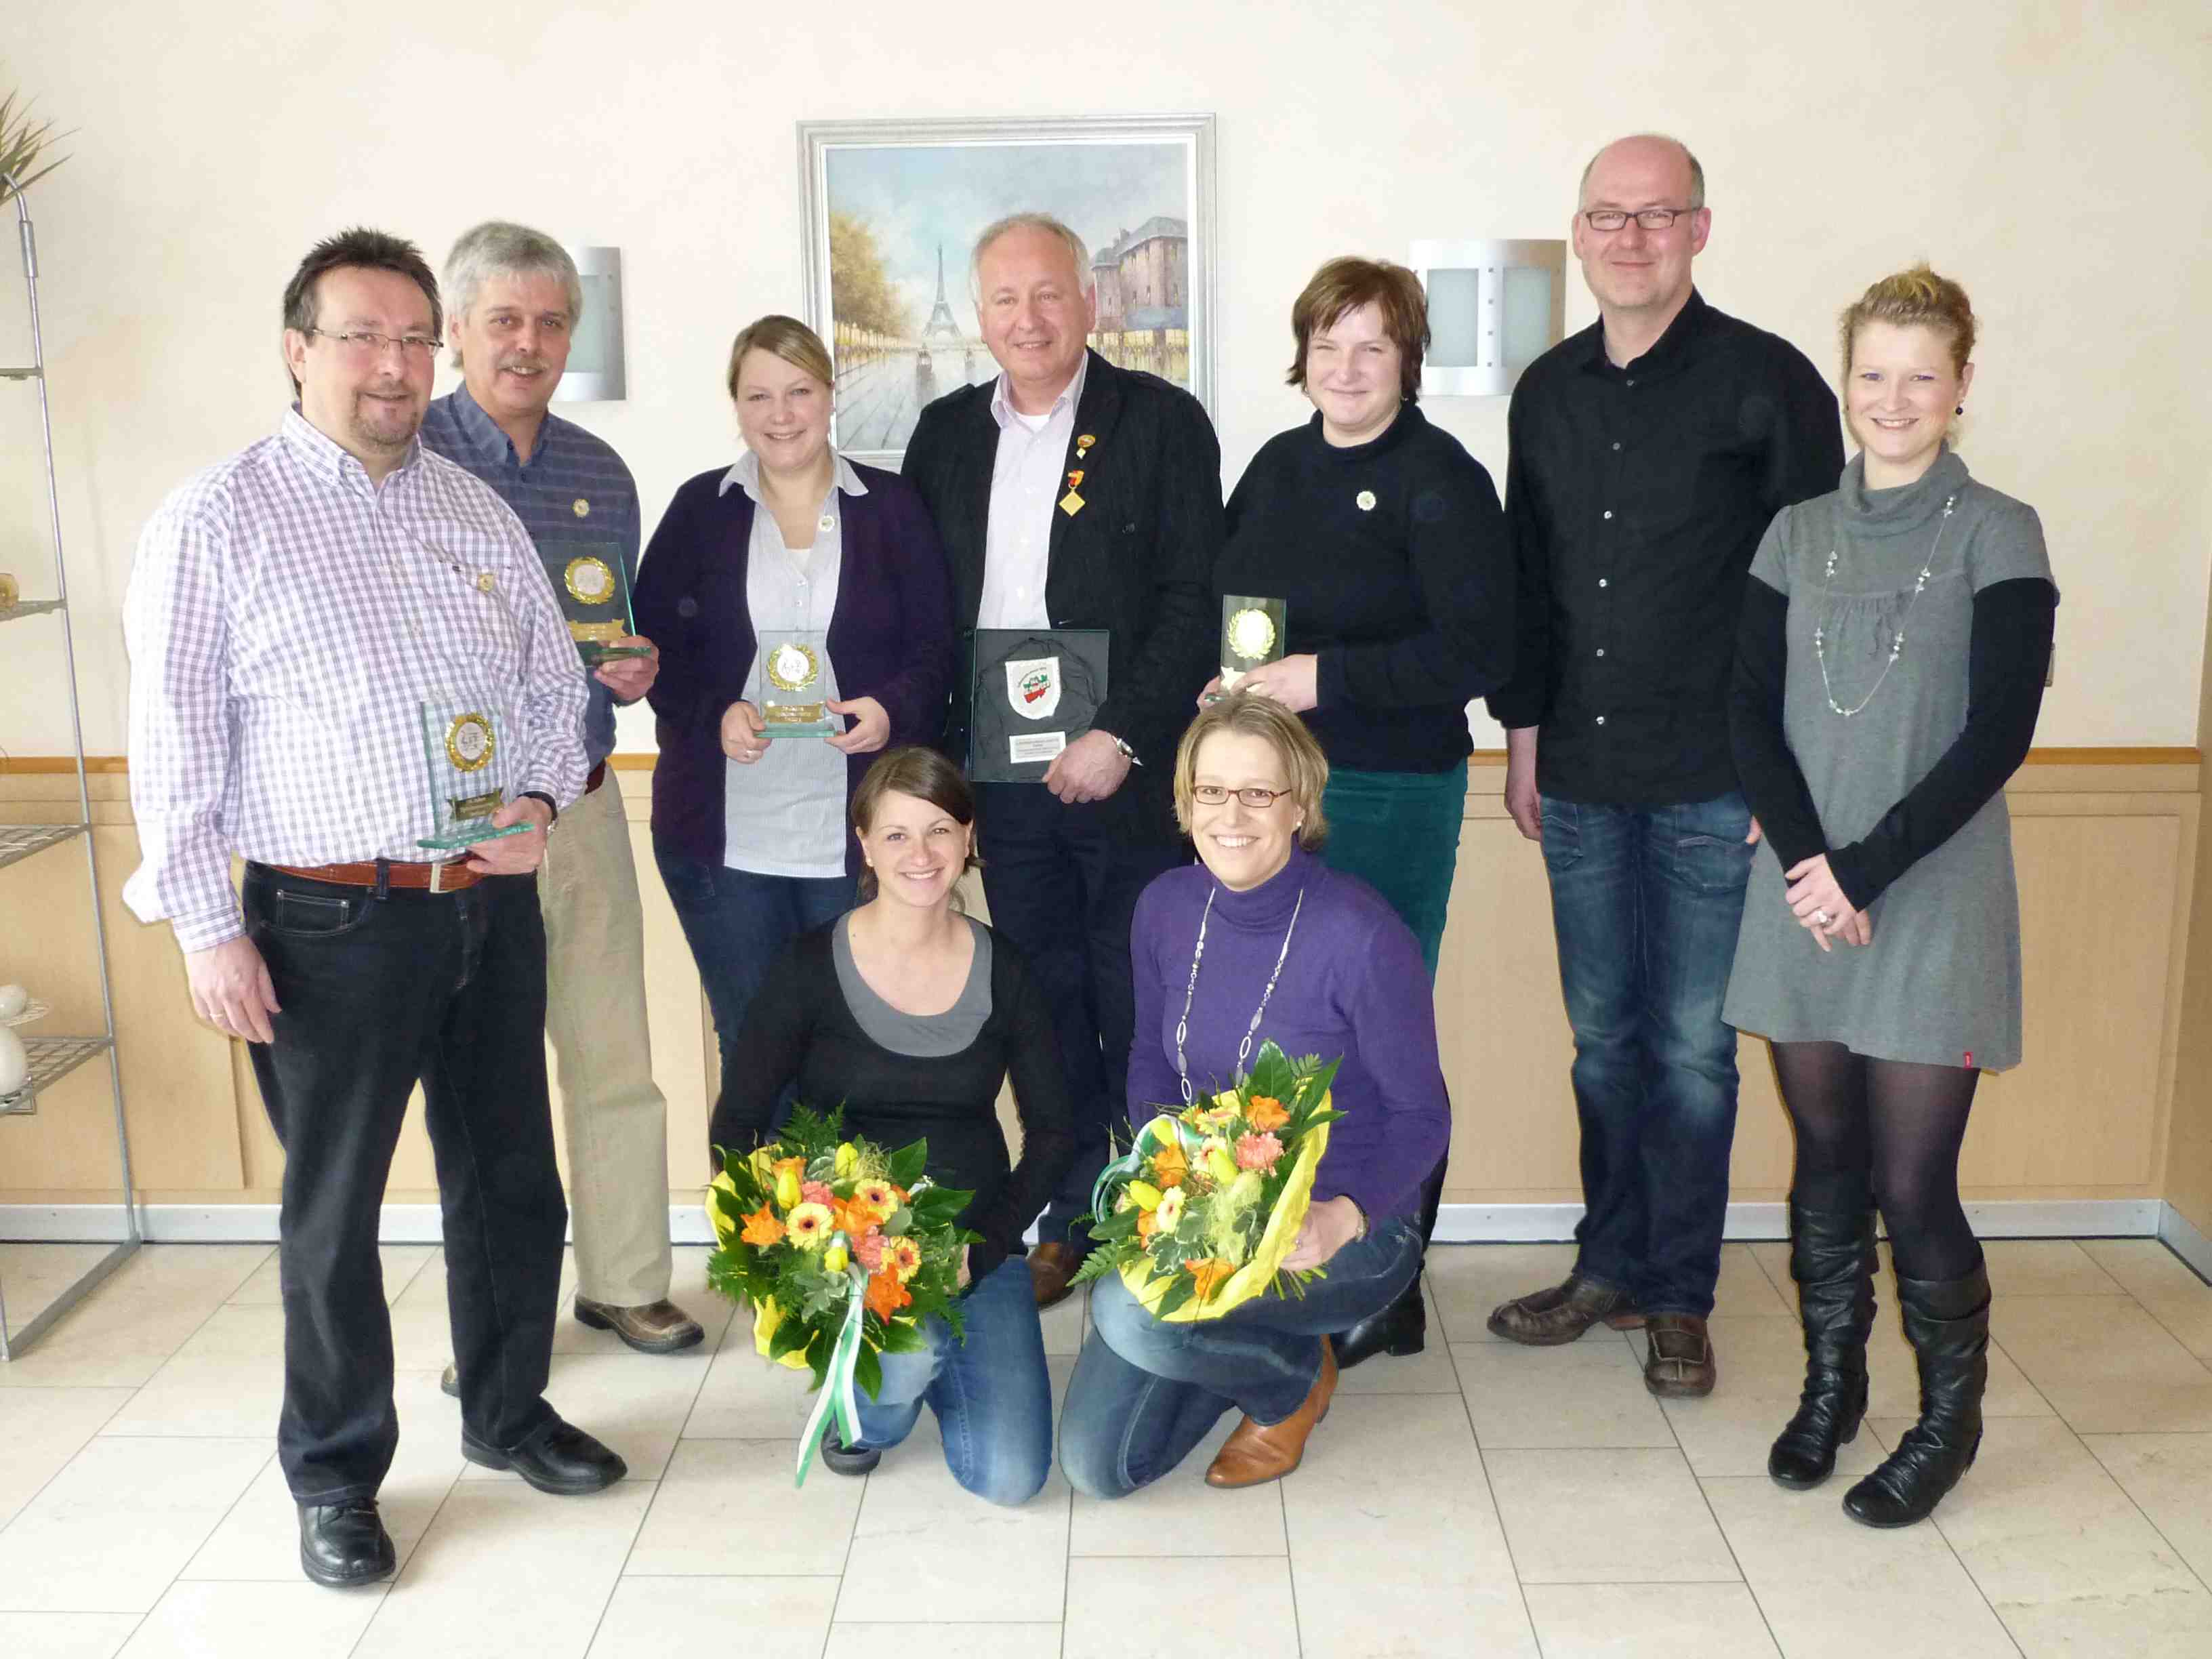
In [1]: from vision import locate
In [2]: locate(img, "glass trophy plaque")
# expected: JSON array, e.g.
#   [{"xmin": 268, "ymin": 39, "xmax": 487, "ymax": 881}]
[
  {"xmin": 1220, "ymin": 595, "xmax": 1287, "ymax": 689},
  {"xmin": 967, "ymin": 628, "xmax": 1111, "ymax": 783},
  {"xmin": 541, "ymin": 543, "xmax": 648, "ymax": 665},
  {"xmin": 759, "ymin": 630, "xmax": 839, "ymax": 739},
  {"xmin": 416, "ymin": 703, "xmax": 529, "ymax": 850}
]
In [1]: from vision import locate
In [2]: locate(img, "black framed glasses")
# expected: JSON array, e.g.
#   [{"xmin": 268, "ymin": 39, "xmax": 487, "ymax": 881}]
[
  {"xmin": 303, "ymin": 327, "xmax": 441, "ymax": 359},
  {"xmin": 1580, "ymin": 207, "xmax": 1696, "ymax": 232},
  {"xmin": 1191, "ymin": 785, "xmax": 1289, "ymax": 808}
]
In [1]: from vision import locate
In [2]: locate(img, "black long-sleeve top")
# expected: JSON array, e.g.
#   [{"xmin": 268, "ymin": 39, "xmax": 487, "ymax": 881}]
[
  {"xmin": 1488, "ymin": 289, "xmax": 1843, "ymax": 804},
  {"xmin": 1216, "ymin": 405, "xmax": 1514, "ymax": 773},
  {"xmin": 1731, "ymin": 574, "xmax": 2056, "ymax": 911},
  {"xmin": 708, "ymin": 922, "xmax": 1077, "ymax": 1287}
]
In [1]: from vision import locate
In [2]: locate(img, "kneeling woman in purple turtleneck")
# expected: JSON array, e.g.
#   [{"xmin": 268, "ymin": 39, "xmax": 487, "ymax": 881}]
[{"xmin": 1058, "ymin": 692, "xmax": 1451, "ymax": 1494}]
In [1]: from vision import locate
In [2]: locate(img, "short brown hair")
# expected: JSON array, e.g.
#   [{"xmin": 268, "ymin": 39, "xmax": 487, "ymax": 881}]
[
  {"xmin": 725, "ymin": 313, "xmax": 834, "ymax": 401},
  {"xmin": 1171, "ymin": 692, "xmax": 1328, "ymax": 851},
  {"xmin": 1287, "ymin": 257, "xmax": 1429, "ymax": 404},
  {"xmin": 1839, "ymin": 264, "xmax": 1977, "ymax": 380},
  {"xmin": 851, "ymin": 746, "xmax": 981, "ymax": 901}
]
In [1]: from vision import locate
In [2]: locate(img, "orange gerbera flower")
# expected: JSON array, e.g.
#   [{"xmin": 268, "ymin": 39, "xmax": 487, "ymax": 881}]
[
  {"xmin": 853, "ymin": 1179, "xmax": 897, "ymax": 1215},
  {"xmin": 739, "ymin": 1204, "xmax": 785, "ymax": 1247},
  {"xmin": 1186, "ymin": 1258, "xmax": 1236, "ymax": 1302},
  {"xmin": 1149, "ymin": 1140, "xmax": 1189, "ymax": 1189},
  {"xmin": 884, "ymin": 1236, "xmax": 923, "ymax": 1282},
  {"xmin": 1245, "ymin": 1094, "xmax": 1289, "ymax": 1132},
  {"xmin": 864, "ymin": 1268, "xmax": 912, "ymax": 1320}
]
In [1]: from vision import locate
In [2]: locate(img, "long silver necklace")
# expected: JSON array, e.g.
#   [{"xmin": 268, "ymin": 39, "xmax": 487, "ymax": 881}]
[
  {"xmin": 1813, "ymin": 493, "xmax": 1957, "ymax": 718},
  {"xmin": 1173, "ymin": 882, "xmax": 1306, "ymax": 1104}
]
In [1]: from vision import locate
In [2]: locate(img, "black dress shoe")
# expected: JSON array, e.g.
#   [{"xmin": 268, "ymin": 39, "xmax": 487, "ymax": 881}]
[
  {"xmin": 462, "ymin": 1413, "xmax": 628, "ymax": 1495},
  {"xmin": 298, "ymin": 1499, "xmax": 396, "ymax": 1587},
  {"xmin": 820, "ymin": 1432, "xmax": 882, "ymax": 1477},
  {"xmin": 1332, "ymin": 1279, "xmax": 1426, "ymax": 1370}
]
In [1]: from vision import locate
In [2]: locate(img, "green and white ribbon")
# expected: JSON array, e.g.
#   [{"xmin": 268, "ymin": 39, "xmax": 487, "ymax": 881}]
[
  {"xmin": 794, "ymin": 1260, "xmax": 867, "ymax": 1487},
  {"xmin": 1089, "ymin": 1127, "xmax": 1158, "ymax": 1223}
]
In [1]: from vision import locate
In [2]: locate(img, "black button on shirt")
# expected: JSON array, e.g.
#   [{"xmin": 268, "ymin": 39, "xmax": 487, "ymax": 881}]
[{"xmin": 1488, "ymin": 289, "xmax": 1844, "ymax": 806}]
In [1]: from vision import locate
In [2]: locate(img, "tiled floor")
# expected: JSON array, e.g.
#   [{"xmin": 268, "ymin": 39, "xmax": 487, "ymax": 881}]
[{"xmin": 3, "ymin": 1237, "xmax": 2211, "ymax": 1656}]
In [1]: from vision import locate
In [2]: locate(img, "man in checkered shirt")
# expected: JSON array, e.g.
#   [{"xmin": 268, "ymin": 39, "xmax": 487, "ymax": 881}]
[{"xmin": 123, "ymin": 228, "xmax": 626, "ymax": 1591}]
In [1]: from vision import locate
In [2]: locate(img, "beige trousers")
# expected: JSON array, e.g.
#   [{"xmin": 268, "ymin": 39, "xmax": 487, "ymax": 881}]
[{"xmin": 539, "ymin": 777, "xmax": 672, "ymax": 1307}]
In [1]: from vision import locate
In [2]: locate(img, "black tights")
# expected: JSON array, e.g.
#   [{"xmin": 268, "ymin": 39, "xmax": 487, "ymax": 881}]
[{"xmin": 1771, "ymin": 1040, "xmax": 1982, "ymax": 1282}]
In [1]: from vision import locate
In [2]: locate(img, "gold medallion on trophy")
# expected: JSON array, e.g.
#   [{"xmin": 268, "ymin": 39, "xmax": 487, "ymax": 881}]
[
  {"xmin": 444, "ymin": 712, "xmax": 496, "ymax": 773},
  {"xmin": 766, "ymin": 640, "xmax": 821, "ymax": 694},
  {"xmin": 1226, "ymin": 607, "xmax": 1278, "ymax": 662},
  {"xmin": 565, "ymin": 555, "xmax": 616, "ymax": 605}
]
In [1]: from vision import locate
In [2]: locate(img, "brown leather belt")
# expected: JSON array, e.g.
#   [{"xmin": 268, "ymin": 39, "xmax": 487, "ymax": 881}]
[
  {"xmin": 585, "ymin": 760, "xmax": 608, "ymax": 794},
  {"xmin": 263, "ymin": 859, "xmax": 484, "ymax": 894}
]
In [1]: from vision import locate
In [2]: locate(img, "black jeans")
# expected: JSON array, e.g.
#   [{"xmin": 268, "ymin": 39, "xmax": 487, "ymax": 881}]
[
  {"xmin": 974, "ymin": 781, "xmax": 1183, "ymax": 1251},
  {"xmin": 243, "ymin": 865, "xmax": 567, "ymax": 1502}
]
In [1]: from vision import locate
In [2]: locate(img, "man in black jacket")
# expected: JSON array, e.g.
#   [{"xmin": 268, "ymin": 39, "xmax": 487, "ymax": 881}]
[{"xmin": 903, "ymin": 212, "xmax": 1222, "ymax": 1307}]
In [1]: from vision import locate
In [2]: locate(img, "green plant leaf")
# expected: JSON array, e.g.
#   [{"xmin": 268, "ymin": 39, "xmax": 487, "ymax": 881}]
[
  {"xmin": 887, "ymin": 1140, "xmax": 928, "ymax": 1189},
  {"xmin": 853, "ymin": 1342, "xmax": 883, "ymax": 1402}
]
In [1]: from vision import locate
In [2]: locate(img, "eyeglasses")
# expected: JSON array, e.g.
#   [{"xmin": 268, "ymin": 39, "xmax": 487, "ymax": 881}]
[
  {"xmin": 1191, "ymin": 785, "xmax": 1289, "ymax": 808},
  {"xmin": 303, "ymin": 327, "xmax": 441, "ymax": 359},
  {"xmin": 1580, "ymin": 207, "xmax": 1696, "ymax": 232}
]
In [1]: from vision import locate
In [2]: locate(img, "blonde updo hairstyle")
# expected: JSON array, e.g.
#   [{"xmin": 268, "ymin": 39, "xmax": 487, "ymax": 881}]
[
  {"xmin": 1839, "ymin": 265, "xmax": 1977, "ymax": 438},
  {"xmin": 1171, "ymin": 691, "xmax": 1329, "ymax": 852}
]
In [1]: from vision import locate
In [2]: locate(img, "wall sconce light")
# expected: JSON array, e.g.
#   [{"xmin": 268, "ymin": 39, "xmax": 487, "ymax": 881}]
[
  {"xmin": 554, "ymin": 245, "xmax": 627, "ymax": 403},
  {"xmin": 1410, "ymin": 239, "xmax": 1565, "ymax": 398}
]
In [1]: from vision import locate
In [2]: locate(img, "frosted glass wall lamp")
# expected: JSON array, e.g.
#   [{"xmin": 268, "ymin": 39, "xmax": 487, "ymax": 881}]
[
  {"xmin": 554, "ymin": 245, "xmax": 626, "ymax": 403},
  {"xmin": 1411, "ymin": 239, "xmax": 1565, "ymax": 398}
]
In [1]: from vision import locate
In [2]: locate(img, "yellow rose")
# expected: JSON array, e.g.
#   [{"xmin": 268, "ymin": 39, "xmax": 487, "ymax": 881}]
[
  {"xmin": 775, "ymin": 1168, "xmax": 803, "ymax": 1210},
  {"xmin": 834, "ymin": 1141, "xmax": 861, "ymax": 1177},
  {"xmin": 823, "ymin": 1243, "xmax": 850, "ymax": 1275}
]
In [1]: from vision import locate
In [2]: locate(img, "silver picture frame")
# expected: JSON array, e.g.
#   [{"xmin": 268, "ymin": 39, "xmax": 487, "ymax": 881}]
[{"xmin": 798, "ymin": 113, "xmax": 1217, "ymax": 467}]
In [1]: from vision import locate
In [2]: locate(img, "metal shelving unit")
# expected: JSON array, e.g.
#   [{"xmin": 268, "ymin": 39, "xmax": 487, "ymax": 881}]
[{"xmin": 0, "ymin": 165, "xmax": 141, "ymax": 1357}]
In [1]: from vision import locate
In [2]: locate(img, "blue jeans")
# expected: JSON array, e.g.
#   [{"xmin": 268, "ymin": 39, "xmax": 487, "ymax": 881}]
[
  {"xmin": 1318, "ymin": 764, "xmax": 1467, "ymax": 983},
  {"xmin": 1540, "ymin": 792, "xmax": 1753, "ymax": 1318},
  {"xmin": 852, "ymin": 1254, "xmax": 1054, "ymax": 1507},
  {"xmin": 1058, "ymin": 1221, "xmax": 1422, "ymax": 1499},
  {"xmin": 653, "ymin": 847, "xmax": 853, "ymax": 1117}
]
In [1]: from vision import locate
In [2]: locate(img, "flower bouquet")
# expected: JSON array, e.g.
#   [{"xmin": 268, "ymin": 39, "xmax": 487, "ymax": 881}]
[
  {"xmin": 706, "ymin": 1106, "xmax": 978, "ymax": 1483},
  {"xmin": 1072, "ymin": 1040, "xmax": 1343, "ymax": 1320}
]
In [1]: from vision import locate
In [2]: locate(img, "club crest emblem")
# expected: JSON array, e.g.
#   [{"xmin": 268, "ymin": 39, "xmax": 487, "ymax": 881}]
[{"xmin": 1005, "ymin": 655, "xmax": 1062, "ymax": 720}]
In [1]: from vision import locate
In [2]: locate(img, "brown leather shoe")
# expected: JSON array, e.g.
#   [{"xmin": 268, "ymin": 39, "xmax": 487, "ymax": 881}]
[
  {"xmin": 1206, "ymin": 1340, "xmax": 1337, "ymax": 1488},
  {"xmin": 1488, "ymin": 1272, "xmax": 1645, "ymax": 1345},
  {"xmin": 1028, "ymin": 1242, "xmax": 1080, "ymax": 1310},
  {"xmin": 573, "ymin": 1297, "xmax": 705, "ymax": 1355},
  {"xmin": 1643, "ymin": 1313, "xmax": 1717, "ymax": 1397}
]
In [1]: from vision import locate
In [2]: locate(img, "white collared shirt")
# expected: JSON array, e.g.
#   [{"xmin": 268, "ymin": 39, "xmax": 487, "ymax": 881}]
[
  {"xmin": 717, "ymin": 450, "xmax": 869, "ymax": 879},
  {"xmin": 122, "ymin": 410, "xmax": 589, "ymax": 950},
  {"xmin": 976, "ymin": 354, "xmax": 1088, "ymax": 631}
]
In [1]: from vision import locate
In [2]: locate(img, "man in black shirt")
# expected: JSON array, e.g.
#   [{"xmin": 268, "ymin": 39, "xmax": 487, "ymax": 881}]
[{"xmin": 1486, "ymin": 135, "xmax": 1843, "ymax": 1397}]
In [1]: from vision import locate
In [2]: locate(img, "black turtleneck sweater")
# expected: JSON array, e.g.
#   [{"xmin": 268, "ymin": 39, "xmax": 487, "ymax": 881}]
[{"xmin": 1216, "ymin": 405, "xmax": 1515, "ymax": 774}]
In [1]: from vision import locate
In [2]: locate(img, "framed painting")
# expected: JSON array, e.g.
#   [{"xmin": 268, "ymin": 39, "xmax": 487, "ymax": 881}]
[{"xmin": 798, "ymin": 113, "xmax": 1216, "ymax": 466}]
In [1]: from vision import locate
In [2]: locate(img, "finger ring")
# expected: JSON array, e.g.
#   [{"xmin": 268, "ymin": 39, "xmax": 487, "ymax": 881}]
[{"xmin": 1813, "ymin": 909, "xmax": 1832, "ymax": 926}]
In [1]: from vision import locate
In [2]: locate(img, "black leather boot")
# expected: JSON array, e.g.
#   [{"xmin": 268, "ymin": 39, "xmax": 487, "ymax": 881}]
[
  {"xmin": 1332, "ymin": 1159, "xmax": 1443, "ymax": 1370},
  {"xmin": 1768, "ymin": 1202, "xmax": 1877, "ymax": 1489},
  {"xmin": 1843, "ymin": 1259, "xmax": 1990, "ymax": 1528}
]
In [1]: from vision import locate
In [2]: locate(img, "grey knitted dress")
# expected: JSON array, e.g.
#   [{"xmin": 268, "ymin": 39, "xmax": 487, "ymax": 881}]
[{"xmin": 1722, "ymin": 449, "xmax": 2053, "ymax": 1069}]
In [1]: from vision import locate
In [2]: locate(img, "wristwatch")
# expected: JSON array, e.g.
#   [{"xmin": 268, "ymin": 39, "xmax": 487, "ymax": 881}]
[{"xmin": 1111, "ymin": 735, "xmax": 1141, "ymax": 766}]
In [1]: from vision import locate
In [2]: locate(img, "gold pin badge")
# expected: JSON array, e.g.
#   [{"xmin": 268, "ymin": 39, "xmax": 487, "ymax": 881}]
[
  {"xmin": 573, "ymin": 498, "xmax": 591, "ymax": 518},
  {"xmin": 1059, "ymin": 490, "xmax": 1086, "ymax": 516},
  {"xmin": 1355, "ymin": 490, "xmax": 1377, "ymax": 512},
  {"xmin": 476, "ymin": 571, "xmax": 495, "ymax": 593},
  {"xmin": 1076, "ymin": 434, "xmax": 1095, "ymax": 456}
]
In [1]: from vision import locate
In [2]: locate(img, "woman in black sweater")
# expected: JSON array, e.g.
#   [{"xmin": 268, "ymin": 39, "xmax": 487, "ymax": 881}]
[
  {"xmin": 709, "ymin": 747, "xmax": 1076, "ymax": 1504},
  {"xmin": 1209, "ymin": 256, "xmax": 1517, "ymax": 1368}
]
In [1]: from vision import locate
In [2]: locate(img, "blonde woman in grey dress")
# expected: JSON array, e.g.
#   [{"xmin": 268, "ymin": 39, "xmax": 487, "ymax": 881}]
[{"xmin": 1724, "ymin": 266, "xmax": 2056, "ymax": 1530}]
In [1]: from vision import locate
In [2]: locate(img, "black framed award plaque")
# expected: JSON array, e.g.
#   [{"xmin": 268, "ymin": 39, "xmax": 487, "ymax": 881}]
[{"xmin": 966, "ymin": 628, "xmax": 1110, "ymax": 783}]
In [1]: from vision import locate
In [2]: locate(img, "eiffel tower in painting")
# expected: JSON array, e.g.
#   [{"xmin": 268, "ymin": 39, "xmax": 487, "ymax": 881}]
[{"xmin": 920, "ymin": 243, "xmax": 964, "ymax": 347}]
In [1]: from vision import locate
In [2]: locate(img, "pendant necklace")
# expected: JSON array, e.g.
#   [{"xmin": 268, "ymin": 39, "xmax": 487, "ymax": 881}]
[
  {"xmin": 1814, "ymin": 493, "xmax": 1957, "ymax": 718},
  {"xmin": 1173, "ymin": 882, "xmax": 1306, "ymax": 1104}
]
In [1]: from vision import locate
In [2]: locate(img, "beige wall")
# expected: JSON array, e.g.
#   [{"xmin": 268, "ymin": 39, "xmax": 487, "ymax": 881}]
[
  {"xmin": 1, "ymin": 757, "xmax": 2198, "ymax": 1214},
  {"xmin": 3, "ymin": 0, "xmax": 2212, "ymax": 760}
]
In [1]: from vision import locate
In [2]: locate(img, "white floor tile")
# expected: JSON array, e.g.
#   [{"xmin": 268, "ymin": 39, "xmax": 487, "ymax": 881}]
[
  {"xmin": 0, "ymin": 1612, "xmax": 143, "ymax": 1658},
  {"xmin": 1065, "ymin": 1555, "xmax": 1298, "ymax": 1659},
  {"xmin": 115, "ymin": 1580, "xmax": 384, "ymax": 1658},
  {"xmin": 0, "ymin": 1436, "xmax": 271, "ymax": 1612},
  {"xmin": 0, "ymin": 1386, "xmax": 136, "ymax": 1527},
  {"xmin": 101, "ymin": 1307, "xmax": 287, "ymax": 1438},
  {"xmin": 624, "ymin": 1439, "xmax": 861, "ymax": 1575},
  {"xmin": 1454, "ymin": 1335, "xmax": 1675, "ymax": 1450},
  {"xmin": 0, "ymin": 1248, "xmax": 269, "ymax": 1390},
  {"xmin": 1980, "ymin": 1238, "xmax": 2127, "ymax": 1296},
  {"xmin": 2081, "ymin": 1431, "xmax": 2212, "ymax": 1584},
  {"xmin": 582, "ymin": 1576, "xmax": 838, "ymax": 1655},
  {"xmin": 1486, "ymin": 1448, "xmax": 1738, "ymax": 1584},
  {"xmin": 1424, "ymin": 1244, "xmax": 1578, "ymax": 1345},
  {"xmin": 1993, "ymin": 1295, "xmax": 2212, "ymax": 1431},
  {"xmin": 1521, "ymin": 1582, "xmax": 1780, "ymax": 1657},
  {"xmin": 823, "ymin": 1624, "xmax": 1061, "ymax": 1658},
  {"xmin": 678, "ymin": 1339, "xmax": 822, "ymax": 1439},
  {"xmin": 2081, "ymin": 1240, "xmax": 2212, "ymax": 1360}
]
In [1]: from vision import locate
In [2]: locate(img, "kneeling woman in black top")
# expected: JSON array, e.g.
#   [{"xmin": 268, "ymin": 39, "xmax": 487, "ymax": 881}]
[{"xmin": 710, "ymin": 747, "xmax": 1076, "ymax": 1504}]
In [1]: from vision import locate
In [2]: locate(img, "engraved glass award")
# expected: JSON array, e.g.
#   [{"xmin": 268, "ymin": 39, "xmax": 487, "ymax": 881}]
[
  {"xmin": 416, "ymin": 702, "xmax": 529, "ymax": 849},
  {"xmin": 540, "ymin": 542, "xmax": 649, "ymax": 665},
  {"xmin": 758, "ymin": 630, "xmax": 839, "ymax": 739},
  {"xmin": 1220, "ymin": 594, "xmax": 1287, "ymax": 689}
]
